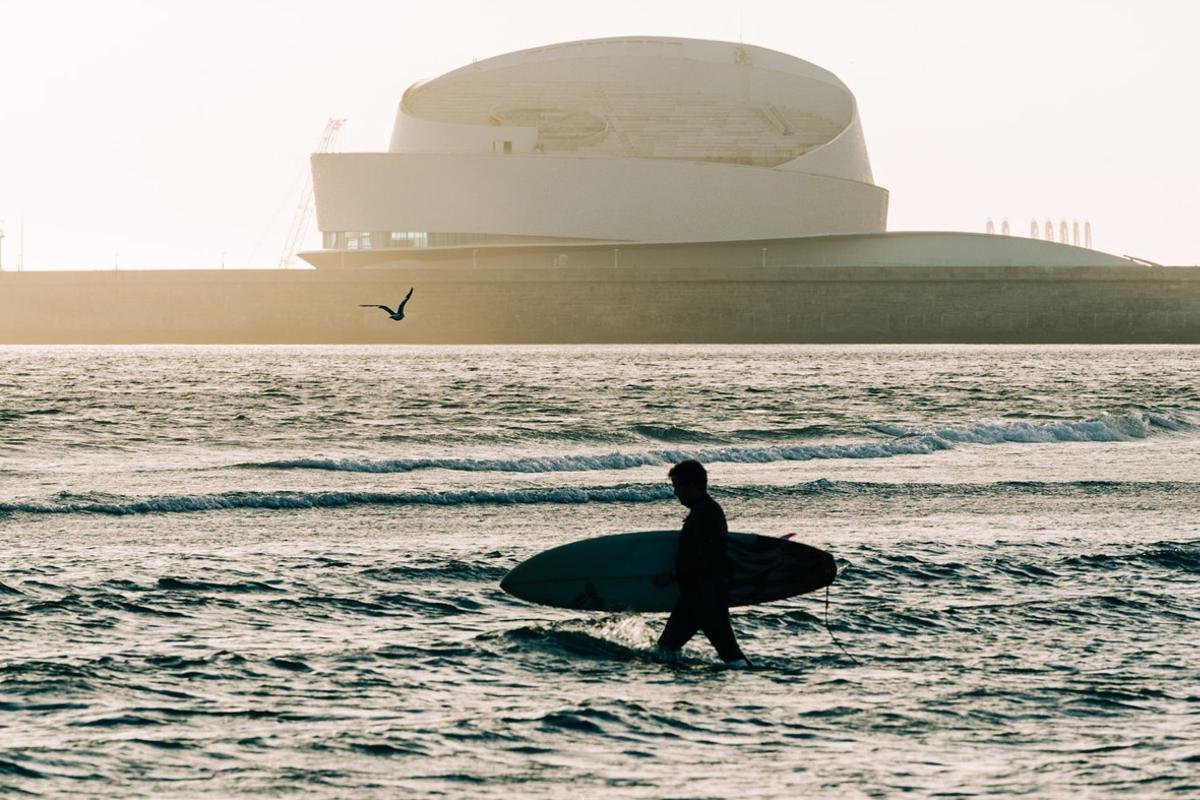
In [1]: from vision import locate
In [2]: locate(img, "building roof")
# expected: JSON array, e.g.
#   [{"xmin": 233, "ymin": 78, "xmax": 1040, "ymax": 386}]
[{"xmin": 396, "ymin": 37, "xmax": 862, "ymax": 171}]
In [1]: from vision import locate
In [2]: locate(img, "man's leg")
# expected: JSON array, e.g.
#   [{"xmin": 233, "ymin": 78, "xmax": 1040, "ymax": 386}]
[
  {"xmin": 697, "ymin": 590, "xmax": 747, "ymax": 664},
  {"xmin": 657, "ymin": 592, "xmax": 702, "ymax": 652}
]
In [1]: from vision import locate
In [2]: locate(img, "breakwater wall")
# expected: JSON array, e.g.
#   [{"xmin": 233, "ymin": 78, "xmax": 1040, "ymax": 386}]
[{"xmin": 1, "ymin": 261, "xmax": 1197, "ymax": 344}]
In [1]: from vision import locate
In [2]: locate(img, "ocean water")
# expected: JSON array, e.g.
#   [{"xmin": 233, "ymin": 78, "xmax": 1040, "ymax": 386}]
[{"xmin": 0, "ymin": 344, "xmax": 1197, "ymax": 798}]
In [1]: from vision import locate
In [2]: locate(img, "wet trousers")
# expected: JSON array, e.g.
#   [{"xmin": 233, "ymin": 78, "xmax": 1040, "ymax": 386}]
[{"xmin": 657, "ymin": 584, "xmax": 745, "ymax": 663}]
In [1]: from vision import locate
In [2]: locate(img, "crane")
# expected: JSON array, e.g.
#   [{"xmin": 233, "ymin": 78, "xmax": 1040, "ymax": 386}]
[{"xmin": 279, "ymin": 116, "xmax": 345, "ymax": 267}]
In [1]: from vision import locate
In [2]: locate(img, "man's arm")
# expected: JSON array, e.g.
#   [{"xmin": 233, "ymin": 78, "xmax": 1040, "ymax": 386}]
[{"xmin": 654, "ymin": 514, "xmax": 696, "ymax": 588}]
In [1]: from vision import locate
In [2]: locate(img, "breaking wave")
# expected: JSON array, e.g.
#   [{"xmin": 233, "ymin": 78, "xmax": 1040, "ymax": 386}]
[
  {"xmin": 4, "ymin": 478, "xmax": 1191, "ymax": 518},
  {"xmin": 238, "ymin": 437, "xmax": 951, "ymax": 475},
  {"xmin": 236, "ymin": 411, "xmax": 1186, "ymax": 476},
  {"xmin": 0, "ymin": 484, "xmax": 677, "ymax": 516},
  {"xmin": 870, "ymin": 410, "xmax": 1184, "ymax": 444}
]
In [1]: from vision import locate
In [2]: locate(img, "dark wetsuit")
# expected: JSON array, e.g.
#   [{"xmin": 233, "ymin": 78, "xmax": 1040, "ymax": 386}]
[{"xmin": 658, "ymin": 495, "xmax": 746, "ymax": 662}]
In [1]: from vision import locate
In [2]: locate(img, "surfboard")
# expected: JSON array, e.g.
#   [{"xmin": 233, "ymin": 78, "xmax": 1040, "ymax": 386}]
[{"xmin": 500, "ymin": 531, "xmax": 836, "ymax": 613}]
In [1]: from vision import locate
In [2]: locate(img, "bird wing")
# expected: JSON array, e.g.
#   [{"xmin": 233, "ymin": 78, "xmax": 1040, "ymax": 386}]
[
  {"xmin": 397, "ymin": 287, "xmax": 414, "ymax": 311},
  {"xmin": 360, "ymin": 304, "xmax": 394, "ymax": 314}
]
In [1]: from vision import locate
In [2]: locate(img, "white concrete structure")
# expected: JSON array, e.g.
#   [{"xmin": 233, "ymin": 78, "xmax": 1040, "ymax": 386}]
[
  {"xmin": 309, "ymin": 37, "xmax": 888, "ymax": 254},
  {"xmin": 305, "ymin": 36, "xmax": 1135, "ymax": 271}
]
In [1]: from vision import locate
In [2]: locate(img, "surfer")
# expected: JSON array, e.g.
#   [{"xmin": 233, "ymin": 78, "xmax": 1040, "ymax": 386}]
[{"xmin": 654, "ymin": 459, "xmax": 750, "ymax": 667}]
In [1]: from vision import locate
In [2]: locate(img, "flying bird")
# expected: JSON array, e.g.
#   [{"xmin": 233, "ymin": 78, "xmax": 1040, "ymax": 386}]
[{"xmin": 360, "ymin": 287, "xmax": 414, "ymax": 321}]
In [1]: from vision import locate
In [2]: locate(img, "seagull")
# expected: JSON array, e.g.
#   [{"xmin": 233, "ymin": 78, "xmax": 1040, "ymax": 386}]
[{"xmin": 360, "ymin": 287, "xmax": 414, "ymax": 321}]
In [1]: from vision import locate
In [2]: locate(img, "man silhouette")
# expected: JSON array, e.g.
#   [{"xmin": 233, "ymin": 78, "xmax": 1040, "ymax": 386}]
[{"xmin": 654, "ymin": 459, "xmax": 750, "ymax": 667}]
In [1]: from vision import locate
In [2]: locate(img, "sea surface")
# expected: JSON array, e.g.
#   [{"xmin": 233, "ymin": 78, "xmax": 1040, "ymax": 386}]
[{"xmin": 0, "ymin": 345, "xmax": 1197, "ymax": 798}]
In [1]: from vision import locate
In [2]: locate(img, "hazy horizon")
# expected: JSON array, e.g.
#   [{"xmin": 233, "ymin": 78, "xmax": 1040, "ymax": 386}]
[{"xmin": 1, "ymin": 0, "xmax": 1197, "ymax": 269}]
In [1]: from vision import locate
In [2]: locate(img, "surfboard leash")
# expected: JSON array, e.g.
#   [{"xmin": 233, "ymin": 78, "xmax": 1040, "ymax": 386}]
[{"xmin": 823, "ymin": 584, "xmax": 861, "ymax": 666}]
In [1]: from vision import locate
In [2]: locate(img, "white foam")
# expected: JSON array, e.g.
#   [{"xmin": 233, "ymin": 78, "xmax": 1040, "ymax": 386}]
[
  {"xmin": 879, "ymin": 410, "xmax": 1182, "ymax": 445},
  {"xmin": 245, "ymin": 437, "xmax": 952, "ymax": 476},
  {"xmin": 226, "ymin": 411, "xmax": 1186, "ymax": 478},
  {"xmin": 0, "ymin": 484, "xmax": 677, "ymax": 516}
]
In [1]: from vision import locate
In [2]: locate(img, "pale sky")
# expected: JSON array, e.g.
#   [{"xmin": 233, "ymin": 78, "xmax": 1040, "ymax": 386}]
[{"xmin": 0, "ymin": 0, "xmax": 1197, "ymax": 268}]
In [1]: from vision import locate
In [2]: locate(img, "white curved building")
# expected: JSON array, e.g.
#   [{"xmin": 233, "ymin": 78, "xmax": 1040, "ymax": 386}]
[
  {"xmin": 308, "ymin": 36, "xmax": 890, "ymax": 257},
  {"xmin": 304, "ymin": 35, "xmax": 1132, "ymax": 270}
]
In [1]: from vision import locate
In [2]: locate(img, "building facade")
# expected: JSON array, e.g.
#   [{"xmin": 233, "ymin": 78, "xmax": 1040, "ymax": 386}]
[{"xmin": 306, "ymin": 37, "xmax": 891, "ymax": 263}]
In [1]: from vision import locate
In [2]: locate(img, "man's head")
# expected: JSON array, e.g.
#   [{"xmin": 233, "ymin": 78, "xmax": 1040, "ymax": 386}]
[{"xmin": 669, "ymin": 459, "xmax": 708, "ymax": 507}]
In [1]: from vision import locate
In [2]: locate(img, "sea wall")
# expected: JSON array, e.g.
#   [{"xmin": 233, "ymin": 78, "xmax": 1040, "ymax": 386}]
[{"xmin": 0, "ymin": 261, "xmax": 1197, "ymax": 344}]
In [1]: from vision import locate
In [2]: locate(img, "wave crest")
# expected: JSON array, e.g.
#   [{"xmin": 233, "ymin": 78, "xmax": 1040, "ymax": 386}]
[
  {"xmin": 0, "ymin": 484, "xmax": 676, "ymax": 516},
  {"xmin": 871, "ymin": 410, "xmax": 1183, "ymax": 444},
  {"xmin": 235, "ymin": 411, "xmax": 1185, "ymax": 477},
  {"xmin": 0, "ymin": 479, "xmax": 846, "ymax": 518},
  {"xmin": 238, "ymin": 438, "xmax": 952, "ymax": 476}
]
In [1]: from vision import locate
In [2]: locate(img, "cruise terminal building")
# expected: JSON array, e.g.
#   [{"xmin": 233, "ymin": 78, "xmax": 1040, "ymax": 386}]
[
  {"xmin": 303, "ymin": 36, "xmax": 1129, "ymax": 272},
  {"xmin": 0, "ymin": 36, "xmax": 1195, "ymax": 344}
]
